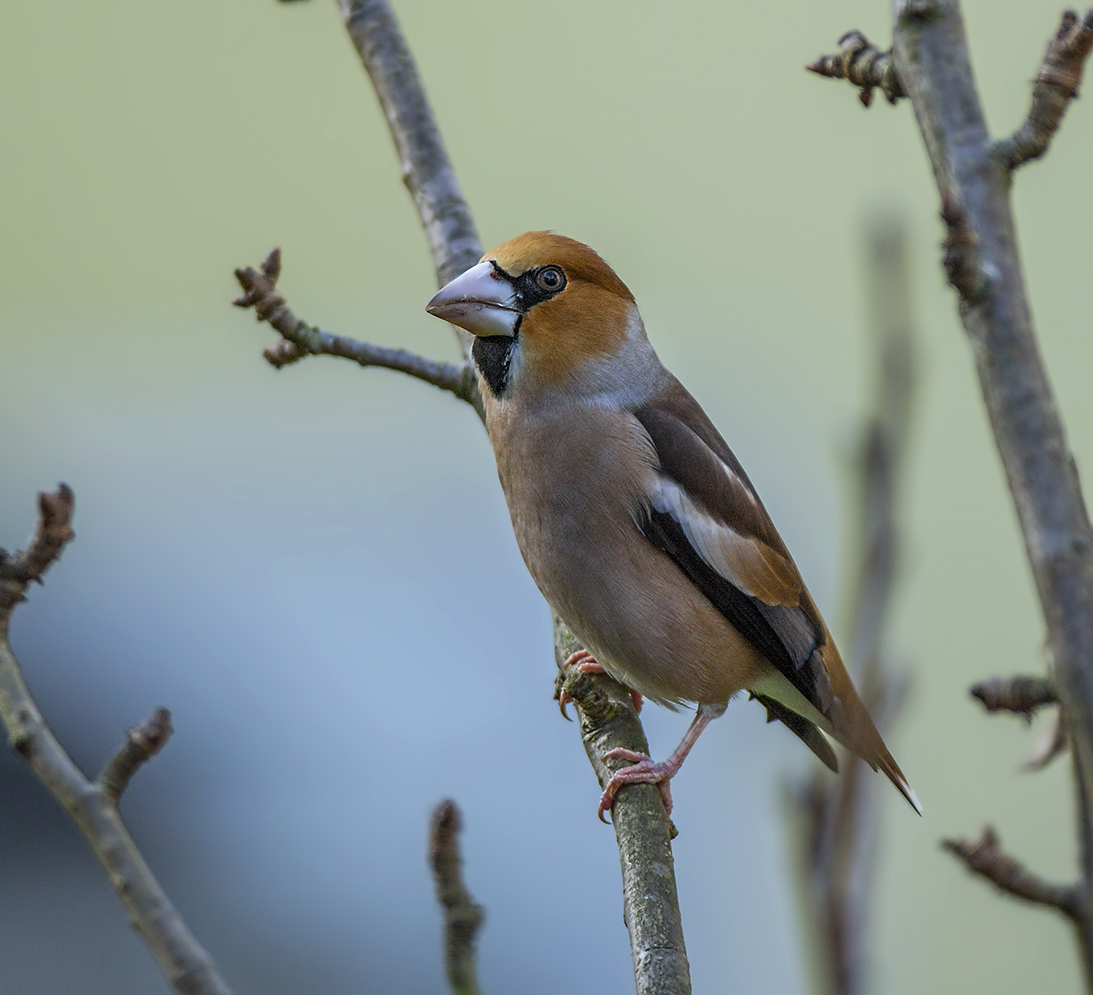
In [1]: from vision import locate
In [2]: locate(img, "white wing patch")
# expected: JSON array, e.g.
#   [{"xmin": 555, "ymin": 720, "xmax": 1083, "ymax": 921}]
[{"xmin": 649, "ymin": 477, "xmax": 801, "ymax": 607}]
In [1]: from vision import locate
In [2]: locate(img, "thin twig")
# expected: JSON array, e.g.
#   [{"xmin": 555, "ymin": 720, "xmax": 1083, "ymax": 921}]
[
  {"xmin": 429, "ymin": 801, "xmax": 485, "ymax": 995},
  {"xmin": 884, "ymin": 0, "xmax": 1093, "ymax": 978},
  {"xmin": 555, "ymin": 617, "xmax": 691, "ymax": 995},
  {"xmin": 0, "ymin": 488, "xmax": 232, "ymax": 995},
  {"xmin": 1024, "ymin": 708, "xmax": 1069, "ymax": 770},
  {"xmin": 943, "ymin": 827, "xmax": 1082, "ymax": 920},
  {"xmin": 98, "ymin": 708, "xmax": 174, "ymax": 805},
  {"xmin": 996, "ymin": 9, "xmax": 1093, "ymax": 170},
  {"xmin": 233, "ymin": 248, "xmax": 482, "ymax": 413},
  {"xmin": 968, "ymin": 674, "xmax": 1067, "ymax": 769},
  {"xmin": 790, "ymin": 217, "xmax": 916, "ymax": 995},
  {"xmin": 0, "ymin": 484, "xmax": 75, "ymax": 624},
  {"xmin": 970, "ymin": 675, "xmax": 1058, "ymax": 718},
  {"xmin": 807, "ymin": 31, "xmax": 905, "ymax": 108}
]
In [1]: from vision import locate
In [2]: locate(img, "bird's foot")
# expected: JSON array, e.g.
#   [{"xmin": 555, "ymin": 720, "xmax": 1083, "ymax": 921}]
[
  {"xmin": 597, "ymin": 749, "xmax": 676, "ymax": 822},
  {"xmin": 563, "ymin": 648, "xmax": 602, "ymax": 673},
  {"xmin": 558, "ymin": 650, "xmax": 643, "ymax": 719}
]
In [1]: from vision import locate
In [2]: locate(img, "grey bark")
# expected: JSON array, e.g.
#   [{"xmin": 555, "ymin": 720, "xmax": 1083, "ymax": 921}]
[
  {"xmin": 890, "ymin": 0, "xmax": 1093, "ymax": 980},
  {"xmin": 0, "ymin": 488, "xmax": 232, "ymax": 995}
]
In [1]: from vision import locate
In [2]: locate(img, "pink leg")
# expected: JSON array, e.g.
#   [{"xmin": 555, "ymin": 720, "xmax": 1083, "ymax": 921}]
[
  {"xmin": 557, "ymin": 650, "xmax": 643, "ymax": 719},
  {"xmin": 598, "ymin": 702, "xmax": 727, "ymax": 822}
]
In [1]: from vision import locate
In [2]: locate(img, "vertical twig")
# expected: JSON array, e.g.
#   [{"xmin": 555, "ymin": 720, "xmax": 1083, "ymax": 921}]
[
  {"xmin": 789, "ymin": 217, "xmax": 916, "ymax": 995},
  {"xmin": 429, "ymin": 801, "xmax": 485, "ymax": 995}
]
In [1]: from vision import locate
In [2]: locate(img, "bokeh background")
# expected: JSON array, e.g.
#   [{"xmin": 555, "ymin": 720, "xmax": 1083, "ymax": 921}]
[{"xmin": 2, "ymin": 1, "xmax": 1089, "ymax": 992}]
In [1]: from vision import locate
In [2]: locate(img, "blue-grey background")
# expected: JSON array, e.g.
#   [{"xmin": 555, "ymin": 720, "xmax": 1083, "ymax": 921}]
[{"xmin": 1, "ymin": 1, "xmax": 1088, "ymax": 992}]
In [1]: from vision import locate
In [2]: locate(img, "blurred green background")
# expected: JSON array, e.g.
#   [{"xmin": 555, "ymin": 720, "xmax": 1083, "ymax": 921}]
[{"xmin": 2, "ymin": 1, "xmax": 1088, "ymax": 992}]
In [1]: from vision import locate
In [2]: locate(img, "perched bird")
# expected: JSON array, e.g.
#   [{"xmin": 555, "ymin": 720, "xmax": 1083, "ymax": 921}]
[{"xmin": 426, "ymin": 232, "xmax": 919, "ymax": 819}]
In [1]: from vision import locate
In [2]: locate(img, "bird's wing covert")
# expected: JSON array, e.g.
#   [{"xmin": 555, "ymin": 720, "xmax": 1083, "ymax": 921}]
[{"xmin": 633, "ymin": 396, "xmax": 837, "ymax": 721}]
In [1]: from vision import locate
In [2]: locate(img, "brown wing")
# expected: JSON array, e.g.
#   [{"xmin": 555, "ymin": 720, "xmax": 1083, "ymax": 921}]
[
  {"xmin": 634, "ymin": 391, "xmax": 837, "ymax": 722},
  {"xmin": 634, "ymin": 380, "xmax": 921, "ymax": 812}
]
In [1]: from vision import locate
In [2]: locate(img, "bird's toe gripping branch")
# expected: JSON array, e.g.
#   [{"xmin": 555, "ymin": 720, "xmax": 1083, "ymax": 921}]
[
  {"xmin": 597, "ymin": 702, "xmax": 726, "ymax": 824},
  {"xmin": 557, "ymin": 649, "xmax": 642, "ymax": 720},
  {"xmin": 598, "ymin": 750, "xmax": 675, "ymax": 823}
]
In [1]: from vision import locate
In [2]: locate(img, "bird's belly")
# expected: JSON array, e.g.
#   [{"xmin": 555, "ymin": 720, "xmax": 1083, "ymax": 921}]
[{"xmin": 492, "ymin": 406, "xmax": 768, "ymax": 706}]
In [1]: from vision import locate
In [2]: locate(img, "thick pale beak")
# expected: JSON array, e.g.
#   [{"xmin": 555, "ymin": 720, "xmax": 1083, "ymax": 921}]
[{"xmin": 426, "ymin": 261, "xmax": 520, "ymax": 338}]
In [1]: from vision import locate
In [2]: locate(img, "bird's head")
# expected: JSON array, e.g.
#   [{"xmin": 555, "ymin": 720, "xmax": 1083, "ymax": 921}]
[{"xmin": 426, "ymin": 232, "xmax": 642, "ymax": 401}]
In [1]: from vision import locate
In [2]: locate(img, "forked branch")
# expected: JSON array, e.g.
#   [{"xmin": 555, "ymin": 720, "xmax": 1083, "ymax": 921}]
[
  {"xmin": 887, "ymin": 0, "xmax": 1093, "ymax": 980},
  {"xmin": 997, "ymin": 9, "xmax": 1093, "ymax": 169},
  {"xmin": 944, "ymin": 828, "xmax": 1082, "ymax": 920},
  {"xmin": 813, "ymin": 1, "xmax": 1093, "ymax": 981},
  {"xmin": 810, "ymin": 9, "xmax": 1093, "ymax": 173},
  {"xmin": 0, "ymin": 488, "xmax": 231, "ymax": 995},
  {"xmin": 233, "ymin": 248, "xmax": 481, "ymax": 413}
]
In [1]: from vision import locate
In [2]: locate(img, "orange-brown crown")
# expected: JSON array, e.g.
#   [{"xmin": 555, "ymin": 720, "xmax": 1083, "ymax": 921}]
[{"xmin": 483, "ymin": 232, "xmax": 637, "ymax": 390}]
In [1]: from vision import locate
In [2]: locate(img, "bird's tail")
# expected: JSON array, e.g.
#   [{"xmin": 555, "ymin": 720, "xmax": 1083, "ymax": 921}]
[
  {"xmin": 821, "ymin": 633, "xmax": 922, "ymax": 815},
  {"xmin": 871, "ymin": 741, "xmax": 922, "ymax": 814}
]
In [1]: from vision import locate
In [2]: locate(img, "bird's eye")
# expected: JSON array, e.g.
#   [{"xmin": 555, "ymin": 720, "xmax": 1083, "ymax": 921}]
[{"xmin": 535, "ymin": 266, "xmax": 565, "ymax": 293}]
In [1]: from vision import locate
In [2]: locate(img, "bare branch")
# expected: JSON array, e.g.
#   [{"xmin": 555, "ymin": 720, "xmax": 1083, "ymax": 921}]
[
  {"xmin": 233, "ymin": 249, "xmax": 482, "ymax": 413},
  {"xmin": 968, "ymin": 674, "xmax": 1067, "ymax": 769},
  {"xmin": 789, "ymin": 216, "xmax": 916, "ymax": 995},
  {"xmin": 429, "ymin": 801, "xmax": 485, "ymax": 995},
  {"xmin": 943, "ymin": 827, "xmax": 1082, "ymax": 920},
  {"xmin": 338, "ymin": 0, "xmax": 481, "ymax": 296},
  {"xmin": 807, "ymin": 31, "xmax": 905, "ymax": 108},
  {"xmin": 886, "ymin": 0, "xmax": 1093, "ymax": 974},
  {"xmin": 997, "ymin": 9, "xmax": 1093, "ymax": 170},
  {"xmin": 554, "ymin": 617, "xmax": 691, "ymax": 995},
  {"xmin": 1024, "ymin": 708, "xmax": 1069, "ymax": 770},
  {"xmin": 0, "ymin": 484, "xmax": 75, "ymax": 624},
  {"xmin": 0, "ymin": 489, "xmax": 232, "ymax": 995},
  {"xmin": 98, "ymin": 707, "xmax": 174, "ymax": 805},
  {"xmin": 970, "ymin": 675, "xmax": 1058, "ymax": 718}
]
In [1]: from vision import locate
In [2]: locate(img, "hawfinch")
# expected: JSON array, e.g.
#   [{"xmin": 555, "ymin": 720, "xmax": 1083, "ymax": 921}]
[{"xmin": 427, "ymin": 232, "xmax": 919, "ymax": 818}]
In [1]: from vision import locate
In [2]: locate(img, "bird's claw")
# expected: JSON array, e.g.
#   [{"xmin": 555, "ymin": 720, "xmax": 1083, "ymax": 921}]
[
  {"xmin": 558, "ymin": 649, "xmax": 606, "ymax": 720},
  {"xmin": 558, "ymin": 650, "xmax": 643, "ymax": 719},
  {"xmin": 597, "ymin": 749, "xmax": 675, "ymax": 822},
  {"xmin": 563, "ymin": 649, "xmax": 604, "ymax": 674}
]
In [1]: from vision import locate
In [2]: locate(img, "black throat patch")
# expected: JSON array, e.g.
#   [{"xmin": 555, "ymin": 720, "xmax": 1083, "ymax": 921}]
[{"xmin": 472, "ymin": 334, "xmax": 517, "ymax": 398}]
